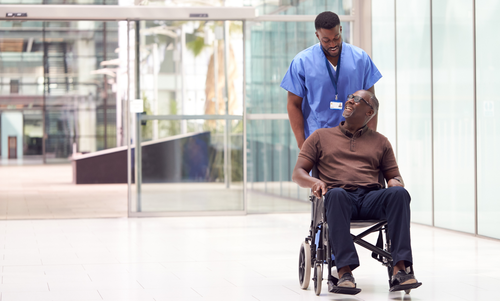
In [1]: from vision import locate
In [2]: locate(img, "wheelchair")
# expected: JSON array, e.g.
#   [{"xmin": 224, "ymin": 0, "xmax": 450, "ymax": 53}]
[{"xmin": 298, "ymin": 171, "xmax": 421, "ymax": 296}]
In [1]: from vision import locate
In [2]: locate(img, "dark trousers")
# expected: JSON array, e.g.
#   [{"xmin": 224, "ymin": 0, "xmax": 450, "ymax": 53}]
[{"xmin": 324, "ymin": 186, "xmax": 413, "ymax": 271}]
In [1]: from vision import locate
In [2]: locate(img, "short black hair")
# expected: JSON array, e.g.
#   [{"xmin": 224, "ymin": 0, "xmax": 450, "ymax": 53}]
[{"xmin": 315, "ymin": 11, "xmax": 341, "ymax": 30}]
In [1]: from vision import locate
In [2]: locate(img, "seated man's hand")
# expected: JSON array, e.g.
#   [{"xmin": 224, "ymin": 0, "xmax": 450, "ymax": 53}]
[
  {"xmin": 388, "ymin": 177, "xmax": 404, "ymax": 188},
  {"xmin": 311, "ymin": 180, "xmax": 327, "ymax": 198}
]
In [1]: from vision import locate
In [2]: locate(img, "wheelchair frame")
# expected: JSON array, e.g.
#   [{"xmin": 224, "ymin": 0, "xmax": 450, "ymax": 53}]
[{"xmin": 298, "ymin": 193, "xmax": 396, "ymax": 296}]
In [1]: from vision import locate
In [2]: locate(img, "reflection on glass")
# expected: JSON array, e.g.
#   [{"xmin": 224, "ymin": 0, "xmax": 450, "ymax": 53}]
[
  {"xmin": 432, "ymin": 0, "xmax": 474, "ymax": 233},
  {"xmin": 476, "ymin": 0, "xmax": 500, "ymax": 239},
  {"xmin": 394, "ymin": 0, "xmax": 433, "ymax": 225}
]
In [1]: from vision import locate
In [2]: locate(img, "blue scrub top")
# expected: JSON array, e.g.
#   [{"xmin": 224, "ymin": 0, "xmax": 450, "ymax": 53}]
[{"xmin": 281, "ymin": 42, "xmax": 382, "ymax": 138}]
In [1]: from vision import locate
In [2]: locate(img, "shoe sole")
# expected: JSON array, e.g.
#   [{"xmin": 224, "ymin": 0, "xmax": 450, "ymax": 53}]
[
  {"xmin": 329, "ymin": 286, "xmax": 362, "ymax": 295},
  {"xmin": 328, "ymin": 280, "xmax": 361, "ymax": 295},
  {"xmin": 389, "ymin": 282, "xmax": 422, "ymax": 292}
]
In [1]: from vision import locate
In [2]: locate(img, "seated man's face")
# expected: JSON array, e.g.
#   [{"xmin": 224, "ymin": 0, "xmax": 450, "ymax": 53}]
[{"xmin": 342, "ymin": 91, "xmax": 373, "ymax": 121}]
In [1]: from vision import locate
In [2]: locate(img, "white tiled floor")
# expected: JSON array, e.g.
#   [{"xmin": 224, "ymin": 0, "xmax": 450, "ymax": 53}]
[
  {"xmin": 0, "ymin": 214, "xmax": 499, "ymax": 300},
  {"xmin": 0, "ymin": 164, "xmax": 127, "ymax": 219}
]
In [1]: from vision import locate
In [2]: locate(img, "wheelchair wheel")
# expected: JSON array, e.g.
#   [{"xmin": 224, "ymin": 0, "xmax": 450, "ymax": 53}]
[
  {"xmin": 314, "ymin": 263, "xmax": 322, "ymax": 296},
  {"xmin": 298, "ymin": 241, "xmax": 311, "ymax": 289}
]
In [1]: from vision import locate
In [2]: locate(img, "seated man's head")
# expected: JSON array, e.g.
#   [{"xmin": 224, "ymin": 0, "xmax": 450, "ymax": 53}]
[{"xmin": 342, "ymin": 90, "xmax": 379, "ymax": 126}]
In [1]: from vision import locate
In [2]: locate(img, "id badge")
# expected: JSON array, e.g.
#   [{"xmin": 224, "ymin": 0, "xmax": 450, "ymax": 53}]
[{"xmin": 330, "ymin": 101, "xmax": 343, "ymax": 110}]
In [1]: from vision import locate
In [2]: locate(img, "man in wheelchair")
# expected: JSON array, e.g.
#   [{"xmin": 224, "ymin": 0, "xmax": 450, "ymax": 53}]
[{"xmin": 292, "ymin": 89, "xmax": 421, "ymax": 295}]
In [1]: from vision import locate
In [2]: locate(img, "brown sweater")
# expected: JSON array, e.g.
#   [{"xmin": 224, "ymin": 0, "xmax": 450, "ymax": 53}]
[{"xmin": 299, "ymin": 122, "xmax": 400, "ymax": 191}]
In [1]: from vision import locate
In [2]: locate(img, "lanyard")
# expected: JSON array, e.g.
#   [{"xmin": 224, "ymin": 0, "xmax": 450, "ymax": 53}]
[{"xmin": 324, "ymin": 48, "xmax": 341, "ymax": 100}]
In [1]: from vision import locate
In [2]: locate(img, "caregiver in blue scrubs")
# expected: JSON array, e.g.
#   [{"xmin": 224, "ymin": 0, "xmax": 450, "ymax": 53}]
[{"xmin": 281, "ymin": 11, "xmax": 382, "ymax": 149}]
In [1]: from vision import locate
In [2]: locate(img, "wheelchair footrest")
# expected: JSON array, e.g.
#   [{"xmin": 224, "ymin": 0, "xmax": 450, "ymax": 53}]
[
  {"xmin": 328, "ymin": 280, "xmax": 362, "ymax": 295},
  {"xmin": 389, "ymin": 282, "xmax": 422, "ymax": 292}
]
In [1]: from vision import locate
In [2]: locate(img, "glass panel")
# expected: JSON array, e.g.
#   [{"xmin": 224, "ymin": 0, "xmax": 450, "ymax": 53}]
[
  {"xmin": 1, "ymin": 20, "xmax": 118, "ymax": 162},
  {"xmin": 246, "ymin": 119, "xmax": 310, "ymax": 213},
  {"xmin": 372, "ymin": 0, "xmax": 396, "ymax": 151},
  {"xmin": 394, "ymin": 0, "xmax": 433, "ymax": 225},
  {"xmin": 42, "ymin": 21, "xmax": 119, "ymax": 163},
  {"xmin": 131, "ymin": 119, "xmax": 243, "ymax": 212},
  {"xmin": 0, "ymin": 21, "xmax": 44, "ymax": 162},
  {"xmin": 432, "ymin": 0, "xmax": 474, "ymax": 233},
  {"xmin": 476, "ymin": 0, "xmax": 500, "ymax": 239},
  {"xmin": 137, "ymin": 20, "xmax": 243, "ymax": 119},
  {"xmin": 130, "ymin": 20, "xmax": 244, "ymax": 213}
]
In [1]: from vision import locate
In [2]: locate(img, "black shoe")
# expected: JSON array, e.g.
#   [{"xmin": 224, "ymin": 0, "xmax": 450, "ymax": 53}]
[
  {"xmin": 392, "ymin": 270, "xmax": 417, "ymax": 285},
  {"xmin": 389, "ymin": 270, "xmax": 422, "ymax": 292},
  {"xmin": 337, "ymin": 273, "xmax": 356, "ymax": 288},
  {"xmin": 328, "ymin": 273, "xmax": 361, "ymax": 295}
]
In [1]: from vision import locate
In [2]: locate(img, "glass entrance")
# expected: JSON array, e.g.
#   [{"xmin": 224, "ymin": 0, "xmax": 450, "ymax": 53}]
[
  {"xmin": 127, "ymin": 20, "xmax": 245, "ymax": 215},
  {"xmin": 1, "ymin": 3, "xmax": 362, "ymax": 217}
]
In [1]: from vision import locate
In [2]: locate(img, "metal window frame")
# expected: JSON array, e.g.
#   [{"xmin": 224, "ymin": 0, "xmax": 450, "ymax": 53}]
[{"xmin": 0, "ymin": 5, "xmax": 256, "ymax": 21}]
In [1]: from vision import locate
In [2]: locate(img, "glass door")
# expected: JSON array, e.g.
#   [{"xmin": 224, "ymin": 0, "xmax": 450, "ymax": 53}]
[{"xmin": 127, "ymin": 20, "xmax": 245, "ymax": 216}]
